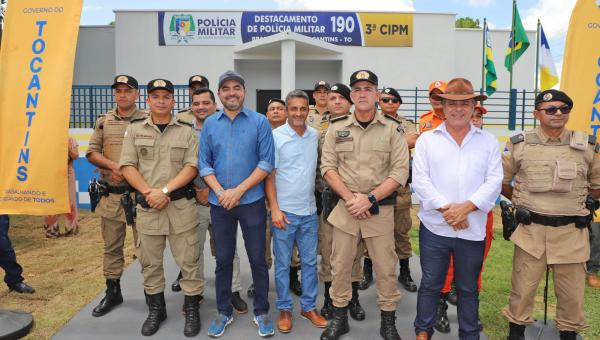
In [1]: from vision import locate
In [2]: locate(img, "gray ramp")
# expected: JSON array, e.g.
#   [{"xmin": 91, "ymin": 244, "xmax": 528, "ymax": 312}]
[{"xmin": 54, "ymin": 234, "xmax": 486, "ymax": 339}]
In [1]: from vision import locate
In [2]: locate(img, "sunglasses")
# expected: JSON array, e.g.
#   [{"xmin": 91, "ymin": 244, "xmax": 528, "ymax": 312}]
[
  {"xmin": 380, "ymin": 98, "xmax": 400, "ymax": 104},
  {"xmin": 538, "ymin": 105, "xmax": 572, "ymax": 115}
]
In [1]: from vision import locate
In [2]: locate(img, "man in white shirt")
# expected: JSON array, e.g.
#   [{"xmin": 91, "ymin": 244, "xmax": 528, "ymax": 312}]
[{"xmin": 411, "ymin": 78, "xmax": 502, "ymax": 340}]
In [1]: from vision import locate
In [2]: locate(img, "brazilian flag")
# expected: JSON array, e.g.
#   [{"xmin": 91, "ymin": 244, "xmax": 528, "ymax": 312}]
[
  {"xmin": 484, "ymin": 25, "xmax": 497, "ymax": 96},
  {"xmin": 504, "ymin": 6, "xmax": 530, "ymax": 72}
]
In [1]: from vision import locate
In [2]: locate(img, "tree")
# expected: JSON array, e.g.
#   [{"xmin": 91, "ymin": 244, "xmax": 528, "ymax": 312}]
[{"xmin": 455, "ymin": 17, "xmax": 481, "ymax": 29}]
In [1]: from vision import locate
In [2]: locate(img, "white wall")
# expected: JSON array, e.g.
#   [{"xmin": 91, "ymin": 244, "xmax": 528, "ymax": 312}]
[{"xmin": 73, "ymin": 26, "xmax": 115, "ymax": 85}]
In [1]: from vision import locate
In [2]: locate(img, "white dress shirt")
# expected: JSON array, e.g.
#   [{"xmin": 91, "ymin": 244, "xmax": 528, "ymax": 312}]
[{"xmin": 412, "ymin": 122, "xmax": 502, "ymax": 241}]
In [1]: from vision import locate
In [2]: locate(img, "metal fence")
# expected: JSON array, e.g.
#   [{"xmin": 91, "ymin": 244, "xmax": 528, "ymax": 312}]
[{"xmin": 70, "ymin": 85, "xmax": 537, "ymax": 129}]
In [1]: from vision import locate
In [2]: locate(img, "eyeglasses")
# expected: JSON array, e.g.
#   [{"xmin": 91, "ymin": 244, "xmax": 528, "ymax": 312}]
[
  {"xmin": 538, "ymin": 105, "xmax": 572, "ymax": 115},
  {"xmin": 380, "ymin": 98, "xmax": 400, "ymax": 104}
]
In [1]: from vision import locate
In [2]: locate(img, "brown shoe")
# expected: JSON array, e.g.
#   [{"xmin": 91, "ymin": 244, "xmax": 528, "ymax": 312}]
[
  {"xmin": 301, "ymin": 309, "xmax": 328, "ymax": 328},
  {"xmin": 277, "ymin": 310, "xmax": 293, "ymax": 333},
  {"xmin": 588, "ymin": 273, "xmax": 600, "ymax": 289},
  {"xmin": 416, "ymin": 331, "xmax": 429, "ymax": 340}
]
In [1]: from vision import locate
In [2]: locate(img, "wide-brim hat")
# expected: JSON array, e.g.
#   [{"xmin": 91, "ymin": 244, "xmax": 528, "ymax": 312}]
[{"xmin": 431, "ymin": 78, "xmax": 487, "ymax": 102}]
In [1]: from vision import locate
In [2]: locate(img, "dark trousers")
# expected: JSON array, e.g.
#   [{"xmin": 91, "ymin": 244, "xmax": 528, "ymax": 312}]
[
  {"xmin": 210, "ymin": 200, "xmax": 269, "ymax": 317},
  {"xmin": 0, "ymin": 215, "xmax": 24, "ymax": 287},
  {"xmin": 414, "ymin": 224, "xmax": 484, "ymax": 340}
]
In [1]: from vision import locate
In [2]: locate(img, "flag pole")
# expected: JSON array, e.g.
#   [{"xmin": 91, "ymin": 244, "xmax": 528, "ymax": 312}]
[
  {"xmin": 534, "ymin": 19, "xmax": 541, "ymax": 96},
  {"xmin": 481, "ymin": 18, "xmax": 487, "ymax": 95}
]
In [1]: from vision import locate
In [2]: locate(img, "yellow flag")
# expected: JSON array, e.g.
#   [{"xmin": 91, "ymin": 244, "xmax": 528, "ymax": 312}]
[{"xmin": 0, "ymin": 0, "xmax": 83, "ymax": 215}]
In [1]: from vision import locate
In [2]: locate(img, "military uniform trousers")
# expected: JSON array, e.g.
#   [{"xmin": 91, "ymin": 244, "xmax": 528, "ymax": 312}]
[
  {"xmin": 318, "ymin": 214, "xmax": 363, "ymax": 282},
  {"xmin": 394, "ymin": 199, "xmax": 413, "ymax": 260},
  {"xmin": 502, "ymin": 224, "xmax": 588, "ymax": 332},
  {"xmin": 329, "ymin": 205, "xmax": 401, "ymax": 311}
]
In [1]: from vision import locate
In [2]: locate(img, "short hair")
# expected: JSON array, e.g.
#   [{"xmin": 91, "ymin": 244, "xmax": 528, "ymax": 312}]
[
  {"xmin": 285, "ymin": 89, "xmax": 310, "ymax": 107},
  {"xmin": 192, "ymin": 88, "xmax": 215, "ymax": 103}
]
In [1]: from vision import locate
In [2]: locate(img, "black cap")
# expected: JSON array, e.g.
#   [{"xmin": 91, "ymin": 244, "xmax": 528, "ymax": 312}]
[
  {"xmin": 218, "ymin": 70, "xmax": 245, "ymax": 89},
  {"xmin": 535, "ymin": 89, "xmax": 573, "ymax": 109},
  {"xmin": 350, "ymin": 70, "xmax": 378, "ymax": 86},
  {"xmin": 330, "ymin": 83, "xmax": 352, "ymax": 103},
  {"xmin": 313, "ymin": 80, "xmax": 331, "ymax": 91},
  {"xmin": 188, "ymin": 75, "xmax": 209, "ymax": 88},
  {"xmin": 267, "ymin": 98, "xmax": 286, "ymax": 108},
  {"xmin": 111, "ymin": 75, "xmax": 138, "ymax": 89},
  {"xmin": 147, "ymin": 78, "xmax": 174, "ymax": 93},
  {"xmin": 381, "ymin": 87, "xmax": 402, "ymax": 104}
]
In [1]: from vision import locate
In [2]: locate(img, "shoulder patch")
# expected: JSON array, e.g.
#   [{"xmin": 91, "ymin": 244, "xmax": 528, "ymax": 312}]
[
  {"xmin": 330, "ymin": 115, "xmax": 349, "ymax": 123},
  {"xmin": 510, "ymin": 134, "xmax": 524, "ymax": 144},
  {"xmin": 177, "ymin": 119, "xmax": 193, "ymax": 127},
  {"xmin": 130, "ymin": 117, "xmax": 146, "ymax": 123},
  {"xmin": 383, "ymin": 114, "xmax": 402, "ymax": 125},
  {"xmin": 396, "ymin": 126, "xmax": 405, "ymax": 134},
  {"xmin": 589, "ymin": 135, "xmax": 597, "ymax": 145}
]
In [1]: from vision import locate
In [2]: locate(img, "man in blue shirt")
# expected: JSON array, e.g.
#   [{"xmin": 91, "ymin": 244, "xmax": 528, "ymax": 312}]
[{"xmin": 200, "ymin": 70, "xmax": 275, "ymax": 338}]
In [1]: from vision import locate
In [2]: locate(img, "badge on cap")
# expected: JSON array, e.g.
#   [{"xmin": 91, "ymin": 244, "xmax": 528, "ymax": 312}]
[
  {"xmin": 331, "ymin": 85, "xmax": 338, "ymax": 91},
  {"xmin": 154, "ymin": 79, "xmax": 167, "ymax": 87},
  {"xmin": 117, "ymin": 75, "xmax": 129, "ymax": 83},
  {"xmin": 318, "ymin": 80, "xmax": 326, "ymax": 85},
  {"xmin": 385, "ymin": 89, "xmax": 391, "ymax": 93},
  {"xmin": 356, "ymin": 71, "xmax": 370, "ymax": 80},
  {"xmin": 192, "ymin": 76, "xmax": 203, "ymax": 83},
  {"xmin": 435, "ymin": 81, "xmax": 441, "ymax": 87},
  {"xmin": 543, "ymin": 93, "xmax": 553, "ymax": 101}
]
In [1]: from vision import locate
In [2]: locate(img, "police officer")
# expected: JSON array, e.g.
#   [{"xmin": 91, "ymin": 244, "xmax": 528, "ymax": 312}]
[
  {"xmin": 120, "ymin": 79, "xmax": 202, "ymax": 337},
  {"xmin": 308, "ymin": 80, "xmax": 331, "ymax": 131},
  {"xmin": 177, "ymin": 74, "xmax": 210, "ymax": 121},
  {"xmin": 317, "ymin": 84, "xmax": 366, "ymax": 321},
  {"xmin": 502, "ymin": 89, "xmax": 600, "ymax": 340},
  {"xmin": 320, "ymin": 70, "xmax": 410, "ymax": 340},
  {"xmin": 87, "ymin": 75, "xmax": 147, "ymax": 317}
]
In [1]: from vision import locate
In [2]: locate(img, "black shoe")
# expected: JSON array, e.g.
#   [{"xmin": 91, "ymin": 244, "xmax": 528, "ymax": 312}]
[
  {"xmin": 434, "ymin": 296, "xmax": 450, "ymax": 333},
  {"xmin": 92, "ymin": 279, "xmax": 123, "ymax": 317},
  {"xmin": 8, "ymin": 281, "xmax": 35, "ymax": 294},
  {"xmin": 321, "ymin": 281, "xmax": 334, "ymax": 320},
  {"xmin": 559, "ymin": 331, "xmax": 577, "ymax": 340},
  {"xmin": 320, "ymin": 306, "xmax": 349, "ymax": 340},
  {"xmin": 507, "ymin": 322, "xmax": 525, "ymax": 340},
  {"xmin": 398, "ymin": 259, "xmax": 417, "ymax": 292},
  {"xmin": 349, "ymin": 282, "xmax": 366, "ymax": 321},
  {"xmin": 290, "ymin": 266, "xmax": 302, "ymax": 296},
  {"xmin": 141, "ymin": 292, "xmax": 167, "ymax": 336},
  {"xmin": 231, "ymin": 291, "xmax": 248, "ymax": 314},
  {"xmin": 247, "ymin": 283, "xmax": 255, "ymax": 298},
  {"xmin": 171, "ymin": 271, "xmax": 183, "ymax": 292},
  {"xmin": 380, "ymin": 310, "xmax": 401, "ymax": 340},
  {"xmin": 357, "ymin": 258, "xmax": 373, "ymax": 290},
  {"xmin": 183, "ymin": 295, "xmax": 201, "ymax": 337},
  {"xmin": 447, "ymin": 283, "xmax": 457, "ymax": 306}
]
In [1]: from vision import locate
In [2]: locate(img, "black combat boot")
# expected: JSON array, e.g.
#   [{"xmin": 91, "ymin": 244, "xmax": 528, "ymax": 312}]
[
  {"xmin": 171, "ymin": 271, "xmax": 183, "ymax": 292},
  {"xmin": 447, "ymin": 282, "xmax": 458, "ymax": 306},
  {"xmin": 321, "ymin": 281, "xmax": 334, "ymax": 320},
  {"xmin": 183, "ymin": 295, "xmax": 201, "ymax": 337},
  {"xmin": 398, "ymin": 259, "xmax": 417, "ymax": 292},
  {"xmin": 141, "ymin": 292, "xmax": 167, "ymax": 336},
  {"xmin": 507, "ymin": 322, "xmax": 525, "ymax": 340},
  {"xmin": 290, "ymin": 266, "xmax": 302, "ymax": 296},
  {"xmin": 349, "ymin": 282, "xmax": 366, "ymax": 321},
  {"xmin": 559, "ymin": 330, "xmax": 577, "ymax": 340},
  {"xmin": 320, "ymin": 305, "xmax": 349, "ymax": 340},
  {"xmin": 231, "ymin": 291, "xmax": 248, "ymax": 313},
  {"xmin": 434, "ymin": 294, "xmax": 450, "ymax": 333},
  {"xmin": 357, "ymin": 258, "xmax": 373, "ymax": 290},
  {"xmin": 92, "ymin": 279, "xmax": 124, "ymax": 317},
  {"xmin": 380, "ymin": 310, "xmax": 401, "ymax": 340}
]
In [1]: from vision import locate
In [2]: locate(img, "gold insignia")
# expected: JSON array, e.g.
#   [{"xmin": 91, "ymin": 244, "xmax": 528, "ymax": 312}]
[
  {"xmin": 331, "ymin": 85, "xmax": 338, "ymax": 91},
  {"xmin": 385, "ymin": 89, "xmax": 390, "ymax": 93},
  {"xmin": 117, "ymin": 75, "xmax": 129, "ymax": 83},
  {"xmin": 318, "ymin": 80, "xmax": 326, "ymax": 85},
  {"xmin": 192, "ymin": 76, "xmax": 203, "ymax": 82},
  {"xmin": 154, "ymin": 79, "xmax": 167, "ymax": 87},
  {"xmin": 336, "ymin": 130, "xmax": 350, "ymax": 137},
  {"xmin": 543, "ymin": 93, "xmax": 553, "ymax": 101},
  {"xmin": 356, "ymin": 71, "xmax": 370, "ymax": 80}
]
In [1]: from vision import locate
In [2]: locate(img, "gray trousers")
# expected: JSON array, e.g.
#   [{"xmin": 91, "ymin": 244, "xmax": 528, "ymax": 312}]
[{"xmin": 587, "ymin": 222, "xmax": 600, "ymax": 274}]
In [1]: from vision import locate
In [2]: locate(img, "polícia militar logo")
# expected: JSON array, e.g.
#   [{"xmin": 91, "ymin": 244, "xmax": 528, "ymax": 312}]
[{"xmin": 169, "ymin": 14, "xmax": 195, "ymax": 44}]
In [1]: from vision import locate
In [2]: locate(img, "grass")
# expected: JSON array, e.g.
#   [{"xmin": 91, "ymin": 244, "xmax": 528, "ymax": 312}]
[{"xmin": 408, "ymin": 208, "xmax": 600, "ymax": 340}]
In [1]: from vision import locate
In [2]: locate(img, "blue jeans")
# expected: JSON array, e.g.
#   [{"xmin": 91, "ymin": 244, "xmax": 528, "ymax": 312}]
[
  {"xmin": 210, "ymin": 200, "xmax": 269, "ymax": 317},
  {"xmin": 414, "ymin": 224, "xmax": 484, "ymax": 340},
  {"xmin": 0, "ymin": 215, "xmax": 24, "ymax": 287},
  {"xmin": 272, "ymin": 211, "xmax": 318, "ymax": 311}
]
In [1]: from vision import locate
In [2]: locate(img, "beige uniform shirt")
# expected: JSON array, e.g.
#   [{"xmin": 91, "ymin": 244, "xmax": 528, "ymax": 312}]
[
  {"xmin": 175, "ymin": 108, "xmax": 195, "ymax": 124},
  {"xmin": 392, "ymin": 114, "xmax": 418, "ymax": 208},
  {"xmin": 119, "ymin": 115, "xmax": 199, "ymax": 236},
  {"xmin": 308, "ymin": 106, "xmax": 329, "ymax": 131},
  {"xmin": 503, "ymin": 127, "xmax": 600, "ymax": 264},
  {"xmin": 320, "ymin": 112, "xmax": 410, "ymax": 237},
  {"xmin": 314, "ymin": 110, "xmax": 333, "ymax": 193}
]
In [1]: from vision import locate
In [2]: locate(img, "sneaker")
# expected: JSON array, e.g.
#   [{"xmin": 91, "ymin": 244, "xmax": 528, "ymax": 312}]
[
  {"xmin": 253, "ymin": 314, "xmax": 275, "ymax": 337},
  {"xmin": 208, "ymin": 314, "xmax": 233, "ymax": 338}
]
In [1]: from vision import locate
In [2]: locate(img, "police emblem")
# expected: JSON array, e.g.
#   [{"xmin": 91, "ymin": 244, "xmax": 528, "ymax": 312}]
[
  {"xmin": 385, "ymin": 89, "xmax": 391, "ymax": 93},
  {"xmin": 435, "ymin": 81, "xmax": 441, "ymax": 87},
  {"xmin": 318, "ymin": 80, "xmax": 326, "ymax": 85},
  {"xmin": 154, "ymin": 79, "xmax": 167, "ymax": 87},
  {"xmin": 543, "ymin": 93, "xmax": 553, "ymax": 101},
  {"xmin": 336, "ymin": 130, "xmax": 350, "ymax": 137},
  {"xmin": 140, "ymin": 148, "xmax": 148, "ymax": 156},
  {"xmin": 356, "ymin": 71, "xmax": 370, "ymax": 80},
  {"xmin": 117, "ymin": 75, "xmax": 129, "ymax": 83},
  {"xmin": 331, "ymin": 85, "xmax": 338, "ymax": 91},
  {"xmin": 192, "ymin": 76, "xmax": 203, "ymax": 83}
]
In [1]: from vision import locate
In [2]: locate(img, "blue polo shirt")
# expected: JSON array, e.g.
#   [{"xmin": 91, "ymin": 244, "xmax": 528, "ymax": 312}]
[{"xmin": 199, "ymin": 107, "xmax": 275, "ymax": 206}]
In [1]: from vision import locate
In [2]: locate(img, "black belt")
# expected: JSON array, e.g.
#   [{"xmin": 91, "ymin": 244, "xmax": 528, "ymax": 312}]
[
  {"xmin": 529, "ymin": 211, "xmax": 585, "ymax": 228},
  {"xmin": 379, "ymin": 192, "xmax": 397, "ymax": 206},
  {"xmin": 106, "ymin": 185, "xmax": 130, "ymax": 195}
]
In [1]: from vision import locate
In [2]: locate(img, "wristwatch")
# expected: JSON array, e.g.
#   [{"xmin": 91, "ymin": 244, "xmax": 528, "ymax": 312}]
[
  {"xmin": 161, "ymin": 186, "xmax": 169, "ymax": 195},
  {"xmin": 367, "ymin": 192, "xmax": 378, "ymax": 206}
]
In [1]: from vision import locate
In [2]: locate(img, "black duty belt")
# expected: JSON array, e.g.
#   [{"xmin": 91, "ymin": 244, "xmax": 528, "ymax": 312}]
[
  {"xmin": 379, "ymin": 192, "xmax": 398, "ymax": 206},
  {"xmin": 106, "ymin": 185, "xmax": 131, "ymax": 195},
  {"xmin": 529, "ymin": 211, "xmax": 584, "ymax": 228}
]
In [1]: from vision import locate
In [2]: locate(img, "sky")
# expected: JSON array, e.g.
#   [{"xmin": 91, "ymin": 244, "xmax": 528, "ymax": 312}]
[{"xmin": 80, "ymin": 0, "xmax": 574, "ymax": 73}]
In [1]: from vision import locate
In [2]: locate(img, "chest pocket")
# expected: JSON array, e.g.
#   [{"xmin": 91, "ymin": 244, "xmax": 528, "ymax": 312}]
[
  {"xmin": 335, "ymin": 141, "xmax": 353, "ymax": 163},
  {"xmin": 170, "ymin": 140, "xmax": 187, "ymax": 162},
  {"xmin": 371, "ymin": 142, "xmax": 391, "ymax": 168},
  {"xmin": 551, "ymin": 161, "xmax": 577, "ymax": 193},
  {"xmin": 522, "ymin": 161, "xmax": 553, "ymax": 193},
  {"xmin": 134, "ymin": 139, "xmax": 155, "ymax": 160}
]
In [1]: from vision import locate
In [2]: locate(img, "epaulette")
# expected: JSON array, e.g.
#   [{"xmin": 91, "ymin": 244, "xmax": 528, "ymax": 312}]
[
  {"xmin": 330, "ymin": 115, "xmax": 349, "ymax": 123},
  {"xmin": 383, "ymin": 113, "xmax": 402, "ymax": 125},
  {"xmin": 177, "ymin": 107, "xmax": 191, "ymax": 113},
  {"xmin": 510, "ymin": 134, "xmax": 524, "ymax": 144},
  {"xmin": 589, "ymin": 135, "xmax": 597, "ymax": 145},
  {"xmin": 177, "ymin": 118, "xmax": 193, "ymax": 127},
  {"xmin": 95, "ymin": 114, "xmax": 106, "ymax": 129},
  {"xmin": 130, "ymin": 117, "xmax": 146, "ymax": 123}
]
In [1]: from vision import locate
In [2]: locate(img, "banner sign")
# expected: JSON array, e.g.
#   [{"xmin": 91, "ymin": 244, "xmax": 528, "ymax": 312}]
[
  {"xmin": 0, "ymin": 0, "xmax": 83, "ymax": 215},
  {"xmin": 158, "ymin": 11, "xmax": 413, "ymax": 47}
]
